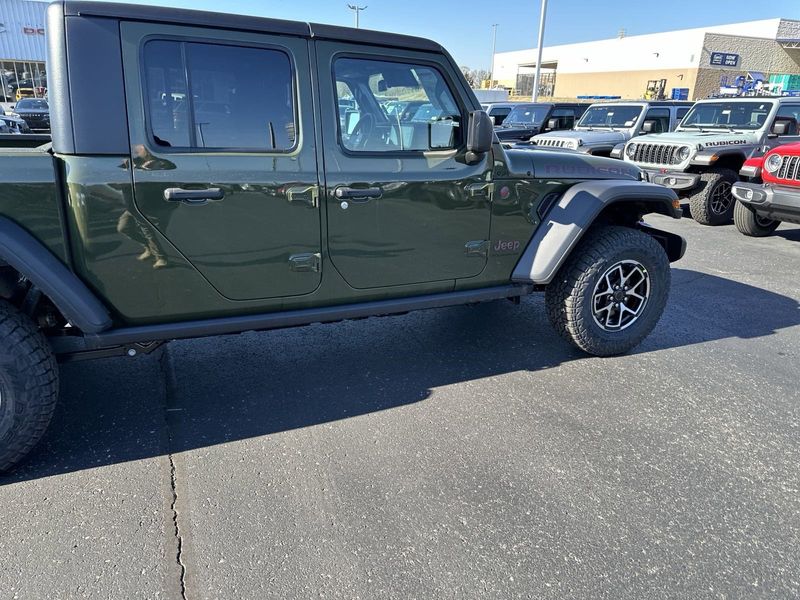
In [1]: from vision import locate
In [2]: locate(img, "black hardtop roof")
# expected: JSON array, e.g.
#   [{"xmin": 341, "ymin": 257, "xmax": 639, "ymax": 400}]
[{"xmin": 60, "ymin": 1, "xmax": 444, "ymax": 52}]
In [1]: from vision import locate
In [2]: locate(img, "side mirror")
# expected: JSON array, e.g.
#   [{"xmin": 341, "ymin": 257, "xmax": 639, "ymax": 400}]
[
  {"xmin": 466, "ymin": 110, "xmax": 493, "ymax": 159},
  {"xmin": 489, "ymin": 115, "xmax": 496, "ymax": 126},
  {"xmin": 772, "ymin": 121, "xmax": 789, "ymax": 136},
  {"xmin": 642, "ymin": 120, "xmax": 656, "ymax": 133},
  {"xmin": 547, "ymin": 118, "xmax": 559, "ymax": 130}
]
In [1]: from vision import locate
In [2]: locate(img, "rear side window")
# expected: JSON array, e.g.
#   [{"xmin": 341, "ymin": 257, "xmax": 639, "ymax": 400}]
[
  {"xmin": 142, "ymin": 40, "xmax": 296, "ymax": 151},
  {"xmin": 333, "ymin": 57, "xmax": 462, "ymax": 153}
]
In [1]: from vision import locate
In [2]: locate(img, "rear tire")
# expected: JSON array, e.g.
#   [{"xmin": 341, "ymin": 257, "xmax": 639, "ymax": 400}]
[
  {"xmin": 0, "ymin": 301, "xmax": 59, "ymax": 472},
  {"xmin": 733, "ymin": 201, "xmax": 780, "ymax": 237},
  {"xmin": 545, "ymin": 226, "xmax": 671, "ymax": 356},
  {"xmin": 689, "ymin": 168, "xmax": 738, "ymax": 225}
]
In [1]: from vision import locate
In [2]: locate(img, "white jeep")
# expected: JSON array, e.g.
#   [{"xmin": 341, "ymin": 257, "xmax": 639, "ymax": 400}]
[
  {"xmin": 528, "ymin": 101, "xmax": 692, "ymax": 157},
  {"xmin": 622, "ymin": 97, "xmax": 800, "ymax": 225}
]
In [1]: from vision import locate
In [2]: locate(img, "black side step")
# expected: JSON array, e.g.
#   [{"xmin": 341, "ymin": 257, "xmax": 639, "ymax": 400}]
[{"xmin": 55, "ymin": 284, "xmax": 533, "ymax": 357}]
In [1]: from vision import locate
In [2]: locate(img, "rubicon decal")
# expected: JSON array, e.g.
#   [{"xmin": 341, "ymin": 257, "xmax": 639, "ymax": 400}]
[{"xmin": 701, "ymin": 140, "xmax": 748, "ymax": 147}]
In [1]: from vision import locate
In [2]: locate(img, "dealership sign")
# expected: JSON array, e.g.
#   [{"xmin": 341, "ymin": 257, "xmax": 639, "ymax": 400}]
[{"xmin": 710, "ymin": 52, "xmax": 740, "ymax": 67}]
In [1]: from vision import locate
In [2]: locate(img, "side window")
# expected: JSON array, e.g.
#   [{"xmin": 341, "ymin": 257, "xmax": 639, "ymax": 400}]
[
  {"xmin": 643, "ymin": 108, "xmax": 670, "ymax": 133},
  {"xmin": 143, "ymin": 40, "xmax": 296, "ymax": 151},
  {"xmin": 676, "ymin": 107, "xmax": 690, "ymax": 123},
  {"xmin": 333, "ymin": 57, "xmax": 462, "ymax": 153},
  {"xmin": 491, "ymin": 107, "xmax": 511, "ymax": 125},
  {"xmin": 550, "ymin": 108, "xmax": 576, "ymax": 129},
  {"xmin": 773, "ymin": 104, "xmax": 800, "ymax": 136}
]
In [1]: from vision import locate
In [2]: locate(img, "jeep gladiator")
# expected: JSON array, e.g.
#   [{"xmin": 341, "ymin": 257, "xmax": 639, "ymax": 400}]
[{"xmin": 0, "ymin": 1, "xmax": 686, "ymax": 471}]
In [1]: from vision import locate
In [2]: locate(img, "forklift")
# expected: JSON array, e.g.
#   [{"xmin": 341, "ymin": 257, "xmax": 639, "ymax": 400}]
[{"xmin": 644, "ymin": 79, "xmax": 667, "ymax": 100}]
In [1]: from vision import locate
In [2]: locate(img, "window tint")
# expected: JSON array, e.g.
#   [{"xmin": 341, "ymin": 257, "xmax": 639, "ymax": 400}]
[
  {"xmin": 774, "ymin": 104, "xmax": 800, "ymax": 135},
  {"xmin": 676, "ymin": 107, "xmax": 690, "ymax": 121},
  {"xmin": 143, "ymin": 40, "xmax": 296, "ymax": 151},
  {"xmin": 334, "ymin": 57, "xmax": 461, "ymax": 152},
  {"xmin": 644, "ymin": 108, "xmax": 670, "ymax": 133},
  {"xmin": 550, "ymin": 107, "xmax": 576, "ymax": 129}
]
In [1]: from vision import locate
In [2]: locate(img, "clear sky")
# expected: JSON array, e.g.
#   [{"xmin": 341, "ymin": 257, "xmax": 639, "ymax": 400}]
[{"xmin": 127, "ymin": 0, "xmax": 800, "ymax": 70}]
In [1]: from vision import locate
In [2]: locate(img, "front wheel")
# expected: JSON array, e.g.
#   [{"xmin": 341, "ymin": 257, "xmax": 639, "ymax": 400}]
[
  {"xmin": 688, "ymin": 168, "xmax": 739, "ymax": 225},
  {"xmin": 545, "ymin": 226, "xmax": 671, "ymax": 356},
  {"xmin": 0, "ymin": 301, "xmax": 59, "ymax": 472},
  {"xmin": 733, "ymin": 201, "xmax": 781, "ymax": 237}
]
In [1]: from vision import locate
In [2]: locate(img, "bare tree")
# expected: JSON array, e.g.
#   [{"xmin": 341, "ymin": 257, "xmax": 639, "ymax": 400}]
[{"xmin": 460, "ymin": 67, "xmax": 491, "ymax": 88}]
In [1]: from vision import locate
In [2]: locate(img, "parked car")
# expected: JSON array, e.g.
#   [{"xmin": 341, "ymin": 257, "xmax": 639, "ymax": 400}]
[
  {"xmin": 481, "ymin": 102, "xmax": 518, "ymax": 126},
  {"xmin": 0, "ymin": 0, "xmax": 686, "ymax": 471},
  {"xmin": 732, "ymin": 143, "xmax": 800, "ymax": 236},
  {"xmin": 529, "ymin": 101, "xmax": 693, "ymax": 157},
  {"xmin": 0, "ymin": 113, "xmax": 31, "ymax": 134},
  {"xmin": 12, "ymin": 98, "xmax": 50, "ymax": 132},
  {"xmin": 622, "ymin": 97, "xmax": 800, "ymax": 225},
  {"xmin": 494, "ymin": 102, "xmax": 588, "ymax": 143}
]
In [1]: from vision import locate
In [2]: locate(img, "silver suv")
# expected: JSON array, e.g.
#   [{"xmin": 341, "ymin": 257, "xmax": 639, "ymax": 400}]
[
  {"xmin": 623, "ymin": 97, "xmax": 800, "ymax": 225},
  {"xmin": 530, "ymin": 101, "xmax": 693, "ymax": 157}
]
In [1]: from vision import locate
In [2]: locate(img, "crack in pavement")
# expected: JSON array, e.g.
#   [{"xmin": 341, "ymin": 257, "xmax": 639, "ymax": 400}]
[{"xmin": 160, "ymin": 347, "xmax": 188, "ymax": 600}]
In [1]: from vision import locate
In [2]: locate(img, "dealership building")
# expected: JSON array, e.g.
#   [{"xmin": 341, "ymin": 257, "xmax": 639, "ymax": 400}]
[
  {"xmin": 0, "ymin": 0, "xmax": 47, "ymax": 101},
  {"xmin": 492, "ymin": 18, "xmax": 800, "ymax": 101}
]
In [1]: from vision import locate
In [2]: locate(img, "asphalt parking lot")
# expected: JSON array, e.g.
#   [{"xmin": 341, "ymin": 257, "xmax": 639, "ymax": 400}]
[{"xmin": 1, "ymin": 214, "xmax": 798, "ymax": 599}]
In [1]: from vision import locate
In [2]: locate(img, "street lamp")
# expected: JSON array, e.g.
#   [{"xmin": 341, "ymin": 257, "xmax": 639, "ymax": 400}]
[
  {"xmin": 532, "ymin": 0, "xmax": 548, "ymax": 101},
  {"xmin": 347, "ymin": 4, "xmax": 367, "ymax": 28},
  {"xmin": 489, "ymin": 24, "xmax": 499, "ymax": 88}
]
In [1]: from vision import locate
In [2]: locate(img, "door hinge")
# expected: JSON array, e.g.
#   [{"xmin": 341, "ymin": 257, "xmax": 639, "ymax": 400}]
[
  {"xmin": 285, "ymin": 185, "xmax": 319, "ymax": 208},
  {"xmin": 464, "ymin": 240, "xmax": 490, "ymax": 258},
  {"xmin": 289, "ymin": 252, "xmax": 321, "ymax": 273},
  {"xmin": 465, "ymin": 182, "xmax": 494, "ymax": 199}
]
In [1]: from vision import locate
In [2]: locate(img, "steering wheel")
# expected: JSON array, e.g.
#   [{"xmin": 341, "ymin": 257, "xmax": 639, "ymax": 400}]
[{"xmin": 349, "ymin": 113, "xmax": 375, "ymax": 149}]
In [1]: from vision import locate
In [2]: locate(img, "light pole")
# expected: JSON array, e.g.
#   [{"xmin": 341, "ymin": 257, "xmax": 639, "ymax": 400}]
[
  {"xmin": 532, "ymin": 0, "xmax": 548, "ymax": 101},
  {"xmin": 489, "ymin": 24, "xmax": 499, "ymax": 88},
  {"xmin": 347, "ymin": 4, "xmax": 367, "ymax": 28}
]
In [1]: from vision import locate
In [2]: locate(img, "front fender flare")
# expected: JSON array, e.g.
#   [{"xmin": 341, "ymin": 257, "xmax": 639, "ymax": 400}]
[
  {"xmin": 0, "ymin": 217, "xmax": 112, "ymax": 333},
  {"xmin": 512, "ymin": 180, "xmax": 681, "ymax": 285}
]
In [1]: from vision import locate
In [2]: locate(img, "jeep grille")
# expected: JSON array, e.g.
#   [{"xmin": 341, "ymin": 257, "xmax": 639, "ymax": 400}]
[
  {"xmin": 632, "ymin": 143, "xmax": 681, "ymax": 166},
  {"xmin": 537, "ymin": 138, "xmax": 570, "ymax": 148},
  {"xmin": 776, "ymin": 155, "xmax": 800, "ymax": 181}
]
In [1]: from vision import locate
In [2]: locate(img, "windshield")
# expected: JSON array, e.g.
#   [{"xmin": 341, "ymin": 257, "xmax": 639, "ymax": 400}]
[
  {"xmin": 680, "ymin": 101, "xmax": 773, "ymax": 130},
  {"xmin": 16, "ymin": 99, "xmax": 48, "ymax": 110},
  {"xmin": 577, "ymin": 105, "xmax": 642, "ymax": 128},
  {"xmin": 503, "ymin": 104, "xmax": 550, "ymax": 126}
]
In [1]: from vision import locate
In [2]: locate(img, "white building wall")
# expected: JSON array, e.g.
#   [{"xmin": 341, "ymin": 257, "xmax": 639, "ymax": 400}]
[
  {"xmin": 0, "ymin": 0, "xmax": 48, "ymax": 62},
  {"xmin": 493, "ymin": 18, "xmax": 786, "ymax": 84}
]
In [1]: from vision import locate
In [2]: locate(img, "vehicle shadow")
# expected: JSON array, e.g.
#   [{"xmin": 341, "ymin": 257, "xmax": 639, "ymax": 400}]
[{"xmin": 2, "ymin": 268, "xmax": 798, "ymax": 484}]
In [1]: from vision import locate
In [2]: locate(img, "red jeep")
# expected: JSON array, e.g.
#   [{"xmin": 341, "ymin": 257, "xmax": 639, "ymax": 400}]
[{"xmin": 732, "ymin": 143, "xmax": 800, "ymax": 236}]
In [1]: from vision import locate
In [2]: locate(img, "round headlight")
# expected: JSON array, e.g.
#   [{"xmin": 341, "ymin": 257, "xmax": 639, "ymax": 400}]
[
  {"xmin": 677, "ymin": 146, "xmax": 691, "ymax": 162},
  {"xmin": 626, "ymin": 143, "xmax": 637, "ymax": 159},
  {"xmin": 765, "ymin": 154, "xmax": 783, "ymax": 173}
]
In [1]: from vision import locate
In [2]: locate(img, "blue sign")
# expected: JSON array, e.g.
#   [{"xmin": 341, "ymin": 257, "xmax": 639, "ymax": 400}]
[
  {"xmin": 671, "ymin": 88, "xmax": 689, "ymax": 100},
  {"xmin": 710, "ymin": 52, "xmax": 740, "ymax": 67}
]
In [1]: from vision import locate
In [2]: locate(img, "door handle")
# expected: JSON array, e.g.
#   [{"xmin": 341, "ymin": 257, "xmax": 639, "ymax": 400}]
[
  {"xmin": 334, "ymin": 186, "xmax": 383, "ymax": 202},
  {"xmin": 163, "ymin": 187, "xmax": 225, "ymax": 205}
]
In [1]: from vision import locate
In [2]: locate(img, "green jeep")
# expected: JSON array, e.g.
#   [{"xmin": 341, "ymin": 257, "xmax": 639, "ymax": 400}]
[{"xmin": 0, "ymin": 1, "xmax": 686, "ymax": 471}]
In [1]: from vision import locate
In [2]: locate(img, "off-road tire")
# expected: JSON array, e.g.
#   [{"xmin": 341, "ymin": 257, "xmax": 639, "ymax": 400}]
[
  {"xmin": 0, "ymin": 301, "xmax": 59, "ymax": 472},
  {"xmin": 733, "ymin": 200, "xmax": 781, "ymax": 237},
  {"xmin": 689, "ymin": 168, "xmax": 739, "ymax": 226},
  {"xmin": 545, "ymin": 226, "xmax": 671, "ymax": 357}
]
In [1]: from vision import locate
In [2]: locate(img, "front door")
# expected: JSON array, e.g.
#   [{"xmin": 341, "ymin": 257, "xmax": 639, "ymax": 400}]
[
  {"xmin": 315, "ymin": 42, "xmax": 493, "ymax": 290},
  {"xmin": 121, "ymin": 22, "xmax": 321, "ymax": 301}
]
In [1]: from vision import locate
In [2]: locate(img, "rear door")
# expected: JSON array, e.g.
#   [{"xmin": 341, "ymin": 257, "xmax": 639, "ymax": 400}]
[
  {"xmin": 120, "ymin": 22, "xmax": 321, "ymax": 301},
  {"xmin": 315, "ymin": 42, "xmax": 493, "ymax": 290}
]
